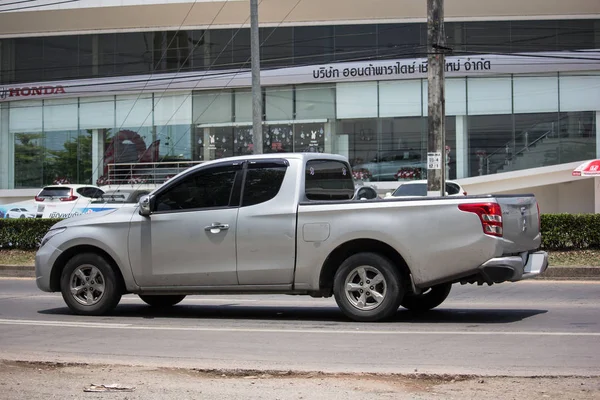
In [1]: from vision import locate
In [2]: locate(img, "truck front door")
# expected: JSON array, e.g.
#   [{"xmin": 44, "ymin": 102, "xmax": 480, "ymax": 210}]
[{"xmin": 129, "ymin": 161, "xmax": 243, "ymax": 287}]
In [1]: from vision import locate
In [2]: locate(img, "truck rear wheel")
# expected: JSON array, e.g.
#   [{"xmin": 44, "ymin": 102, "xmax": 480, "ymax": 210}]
[
  {"xmin": 333, "ymin": 252, "xmax": 404, "ymax": 322},
  {"xmin": 400, "ymin": 283, "xmax": 452, "ymax": 312}
]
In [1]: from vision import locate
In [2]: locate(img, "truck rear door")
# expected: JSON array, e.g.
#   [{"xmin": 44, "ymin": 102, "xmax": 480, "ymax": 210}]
[
  {"xmin": 235, "ymin": 159, "xmax": 298, "ymax": 285},
  {"xmin": 494, "ymin": 195, "xmax": 542, "ymax": 254}
]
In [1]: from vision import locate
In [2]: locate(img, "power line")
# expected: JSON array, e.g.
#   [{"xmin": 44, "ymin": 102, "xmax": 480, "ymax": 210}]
[
  {"xmin": 5, "ymin": 20, "xmax": 597, "ymax": 76},
  {"xmin": 3, "ymin": 46, "xmax": 598, "ymax": 102},
  {"xmin": 89, "ymin": 0, "xmax": 303, "ymax": 192},
  {"xmin": 0, "ymin": 0, "xmax": 79, "ymax": 12}
]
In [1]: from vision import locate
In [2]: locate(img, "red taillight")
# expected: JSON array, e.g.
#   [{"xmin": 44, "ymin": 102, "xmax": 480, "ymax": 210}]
[
  {"xmin": 59, "ymin": 195, "xmax": 78, "ymax": 202},
  {"xmin": 59, "ymin": 189, "xmax": 78, "ymax": 202},
  {"xmin": 34, "ymin": 196, "xmax": 45, "ymax": 202},
  {"xmin": 458, "ymin": 202, "xmax": 503, "ymax": 237}
]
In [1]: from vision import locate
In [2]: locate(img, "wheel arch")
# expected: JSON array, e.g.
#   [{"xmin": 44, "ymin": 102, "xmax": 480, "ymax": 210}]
[
  {"xmin": 50, "ymin": 245, "xmax": 126, "ymax": 293},
  {"xmin": 318, "ymin": 239, "xmax": 412, "ymax": 295}
]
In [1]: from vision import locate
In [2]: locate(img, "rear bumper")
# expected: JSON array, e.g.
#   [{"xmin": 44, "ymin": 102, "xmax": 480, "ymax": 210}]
[{"xmin": 478, "ymin": 251, "xmax": 549, "ymax": 283}]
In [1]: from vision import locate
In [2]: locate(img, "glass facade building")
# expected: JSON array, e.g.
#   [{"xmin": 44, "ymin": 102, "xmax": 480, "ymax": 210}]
[{"xmin": 0, "ymin": 19, "xmax": 599, "ymax": 188}]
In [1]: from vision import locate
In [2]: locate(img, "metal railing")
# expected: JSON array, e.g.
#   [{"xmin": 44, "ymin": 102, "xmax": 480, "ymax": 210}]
[
  {"xmin": 482, "ymin": 121, "xmax": 557, "ymax": 176},
  {"xmin": 105, "ymin": 160, "xmax": 204, "ymax": 185}
]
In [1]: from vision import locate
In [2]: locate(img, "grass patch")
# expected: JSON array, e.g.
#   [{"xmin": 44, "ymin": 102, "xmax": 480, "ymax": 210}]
[
  {"xmin": 0, "ymin": 249, "xmax": 598, "ymax": 267},
  {"xmin": 0, "ymin": 250, "xmax": 36, "ymax": 266},
  {"xmin": 548, "ymin": 249, "xmax": 600, "ymax": 267}
]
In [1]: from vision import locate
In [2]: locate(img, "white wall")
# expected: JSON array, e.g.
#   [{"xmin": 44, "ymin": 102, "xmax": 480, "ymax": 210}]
[{"xmin": 492, "ymin": 179, "xmax": 596, "ymax": 214}]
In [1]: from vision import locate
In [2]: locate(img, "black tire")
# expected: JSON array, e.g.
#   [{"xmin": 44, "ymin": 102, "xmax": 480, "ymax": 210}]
[
  {"xmin": 139, "ymin": 295, "xmax": 186, "ymax": 307},
  {"xmin": 400, "ymin": 283, "xmax": 452, "ymax": 312},
  {"xmin": 60, "ymin": 253, "xmax": 122, "ymax": 315},
  {"xmin": 333, "ymin": 252, "xmax": 404, "ymax": 322}
]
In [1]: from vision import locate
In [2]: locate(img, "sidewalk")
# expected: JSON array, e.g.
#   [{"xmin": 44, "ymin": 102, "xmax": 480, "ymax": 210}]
[{"xmin": 1, "ymin": 264, "xmax": 599, "ymax": 280}]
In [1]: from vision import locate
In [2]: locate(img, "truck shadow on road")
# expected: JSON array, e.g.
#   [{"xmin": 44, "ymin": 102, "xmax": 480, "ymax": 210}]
[{"xmin": 39, "ymin": 304, "xmax": 548, "ymax": 324}]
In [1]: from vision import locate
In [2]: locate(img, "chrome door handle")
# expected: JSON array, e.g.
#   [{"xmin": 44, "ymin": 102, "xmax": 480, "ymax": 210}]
[{"xmin": 205, "ymin": 223, "xmax": 229, "ymax": 233}]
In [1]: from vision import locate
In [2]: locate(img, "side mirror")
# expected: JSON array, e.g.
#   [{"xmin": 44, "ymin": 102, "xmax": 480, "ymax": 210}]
[
  {"xmin": 139, "ymin": 195, "xmax": 152, "ymax": 217},
  {"xmin": 385, "ymin": 192, "xmax": 392, "ymax": 198}
]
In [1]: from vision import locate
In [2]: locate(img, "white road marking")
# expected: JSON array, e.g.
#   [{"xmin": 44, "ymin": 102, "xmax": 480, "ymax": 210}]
[{"xmin": 0, "ymin": 318, "xmax": 598, "ymax": 336}]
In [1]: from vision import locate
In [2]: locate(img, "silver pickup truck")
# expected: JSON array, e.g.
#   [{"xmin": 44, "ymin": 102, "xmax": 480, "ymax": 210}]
[{"xmin": 35, "ymin": 153, "xmax": 548, "ymax": 322}]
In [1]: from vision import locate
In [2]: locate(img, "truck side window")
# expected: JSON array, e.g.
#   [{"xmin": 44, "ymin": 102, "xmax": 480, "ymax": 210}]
[
  {"xmin": 305, "ymin": 160, "xmax": 355, "ymax": 201},
  {"xmin": 242, "ymin": 161, "xmax": 288, "ymax": 207},
  {"xmin": 154, "ymin": 164, "xmax": 240, "ymax": 212}
]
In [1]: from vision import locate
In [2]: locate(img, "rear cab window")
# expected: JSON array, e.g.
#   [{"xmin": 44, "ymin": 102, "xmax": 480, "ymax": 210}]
[{"xmin": 305, "ymin": 159, "xmax": 355, "ymax": 201}]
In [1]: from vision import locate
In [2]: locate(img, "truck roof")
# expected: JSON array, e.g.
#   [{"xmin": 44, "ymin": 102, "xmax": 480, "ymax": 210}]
[{"xmin": 187, "ymin": 152, "xmax": 349, "ymax": 172}]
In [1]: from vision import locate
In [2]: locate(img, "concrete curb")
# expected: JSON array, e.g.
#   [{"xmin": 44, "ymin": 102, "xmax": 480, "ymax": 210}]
[
  {"xmin": 0, "ymin": 265, "xmax": 36, "ymax": 278},
  {"xmin": 1, "ymin": 264, "xmax": 599, "ymax": 280}
]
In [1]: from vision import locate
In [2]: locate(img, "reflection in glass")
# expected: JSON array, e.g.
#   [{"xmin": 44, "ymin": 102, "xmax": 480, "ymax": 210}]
[{"xmin": 14, "ymin": 132, "xmax": 45, "ymax": 188}]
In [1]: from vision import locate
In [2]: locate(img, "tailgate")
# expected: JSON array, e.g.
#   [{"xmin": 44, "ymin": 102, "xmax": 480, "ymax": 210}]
[{"xmin": 494, "ymin": 195, "xmax": 541, "ymax": 253}]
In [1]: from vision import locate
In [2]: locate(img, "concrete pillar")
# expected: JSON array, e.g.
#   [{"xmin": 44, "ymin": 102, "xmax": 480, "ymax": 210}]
[
  {"xmin": 204, "ymin": 31, "xmax": 211, "ymax": 69},
  {"xmin": 456, "ymin": 115, "xmax": 469, "ymax": 178},
  {"xmin": 595, "ymin": 177, "xmax": 600, "ymax": 214},
  {"xmin": 91, "ymin": 129, "xmax": 103, "ymax": 185},
  {"xmin": 92, "ymin": 35, "xmax": 99, "ymax": 77},
  {"xmin": 335, "ymin": 134, "xmax": 349, "ymax": 159},
  {"xmin": 596, "ymin": 111, "xmax": 600, "ymax": 158},
  {"xmin": 203, "ymin": 127, "xmax": 212, "ymax": 161},
  {"xmin": 0, "ymin": 104, "xmax": 13, "ymax": 189},
  {"xmin": 324, "ymin": 120, "xmax": 334, "ymax": 154}
]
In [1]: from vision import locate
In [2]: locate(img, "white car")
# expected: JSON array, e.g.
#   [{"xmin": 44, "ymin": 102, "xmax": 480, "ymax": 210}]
[
  {"xmin": 385, "ymin": 180, "xmax": 467, "ymax": 198},
  {"xmin": 5, "ymin": 207, "xmax": 36, "ymax": 219},
  {"xmin": 90, "ymin": 184, "xmax": 161, "ymax": 210},
  {"xmin": 34, "ymin": 184, "xmax": 105, "ymax": 218}
]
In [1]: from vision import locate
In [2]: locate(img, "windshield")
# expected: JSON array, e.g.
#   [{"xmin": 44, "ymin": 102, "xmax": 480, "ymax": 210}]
[
  {"xmin": 92, "ymin": 191, "xmax": 132, "ymax": 203},
  {"xmin": 392, "ymin": 182, "xmax": 462, "ymax": 196},
  {"xmin": 392, "ymin": 183, "xmax": 427, "ymax": 196},
  {"xmin": 38, "ymin": 187, "xmax": 72, "ymax": 198}
]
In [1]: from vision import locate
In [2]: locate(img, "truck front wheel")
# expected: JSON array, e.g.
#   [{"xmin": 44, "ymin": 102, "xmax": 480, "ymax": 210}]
[
  {"xmin": 333, "ymin": 252, "xmax": 404, "ymax": 322},
  {"xmin": 400, "ymin": 283, "xmax": 452, "ymax": 312},
  {"xmin": 60, "ymin": 253, "xmax": 122, "ymax": 316}
]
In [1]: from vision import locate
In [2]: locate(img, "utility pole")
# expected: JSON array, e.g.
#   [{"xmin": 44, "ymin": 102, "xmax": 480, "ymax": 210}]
[
  {"xmin": 426, "ymin": 0, "xmax": 446, "ymax": 196},
  {"xmin": 250, "ymin": 0, "xmax": 263, "ymax": 154}
]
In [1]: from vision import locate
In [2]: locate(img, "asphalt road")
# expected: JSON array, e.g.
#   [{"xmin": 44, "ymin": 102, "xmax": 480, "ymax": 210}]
[{"xmin": 0, "ymin": 279, "xmax": 599, "ymax": 377}]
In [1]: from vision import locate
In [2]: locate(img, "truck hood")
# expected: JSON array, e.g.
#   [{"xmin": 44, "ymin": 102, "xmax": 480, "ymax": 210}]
[{"xmin": 53, "ymin": 206, "xmax": 137, "ymax": 229}]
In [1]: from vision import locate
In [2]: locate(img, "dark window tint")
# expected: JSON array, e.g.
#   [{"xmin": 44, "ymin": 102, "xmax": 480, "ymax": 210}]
[
  {"xmin": 43, "ymin": 36, "xmax": 79, "ymax": 80},
  {"xmin": 261, "ymin": 27, "xmax": 293, "ymax": 67},
  {"xmin": 393, "ymin": 183, "xmax": 426, "ymax": 196},
  {"xmin": 293, "ymin": 26, "xmax": 334, "ymax": 65},
  {"xmin": 232, "ymin": 29, "xmax": 251, "ymax": 68},
  {"xmin": 14, "ymin": 37, "xmax": 44, "ymax": 83},
  {"xmin": 155, "ymin": 164, "xmax": 240, "ymax": 211},
  {"xmin": 392, "ymin": 182, "xmax": 460, "ymax": 196},
  {"xmin": 39, "ymin": 187, "xmax": 72, "ymax": 197},
  {"xmin": 305, "ymin": 160, "xmax": 354, "ymax": 201},
  {"xmin": 334, "ymin": 25, "xmax": 377, "ymax": 61},
  {"xmin": 77, "ymin": 187, "xmax": 104, "ymax": 198},
  {"xmin": 242, "ymin": 161, "xmax": 288, "ymax": 206},
  {"xmin": 356, "ymin": 187, "xmax": 378, "ymax": 200},
  {"xmin": 115, "ymin": 32, "xmax": 153, "ymax": 75},
  {"xmin": 446, "ymin": 183, "xmax": 461, "ymax": 195}
]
